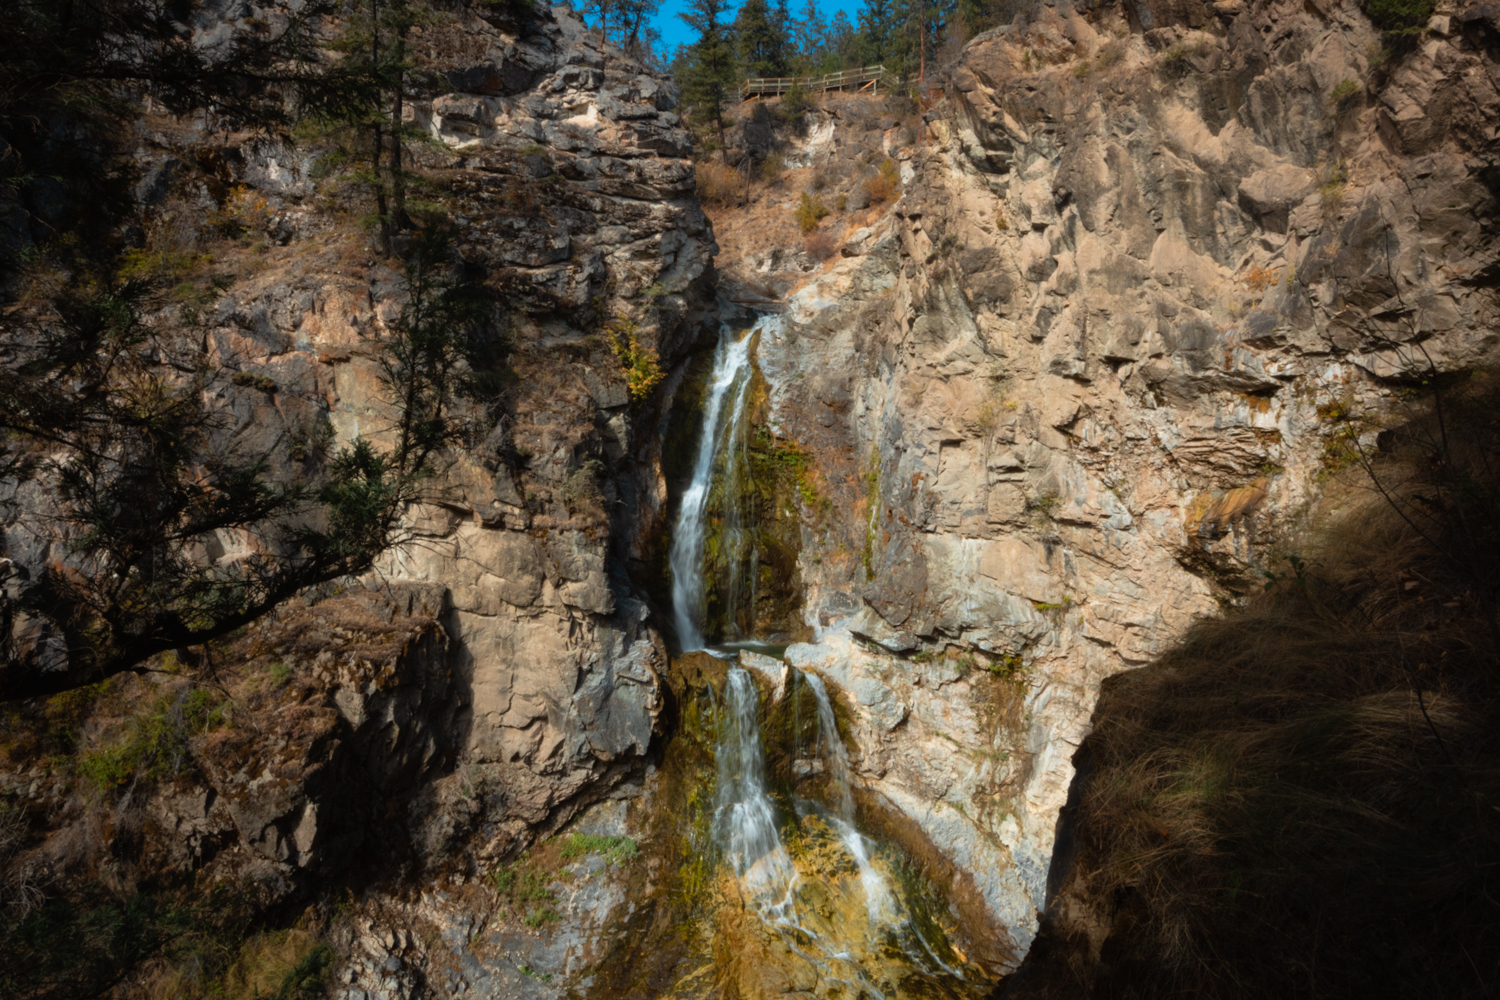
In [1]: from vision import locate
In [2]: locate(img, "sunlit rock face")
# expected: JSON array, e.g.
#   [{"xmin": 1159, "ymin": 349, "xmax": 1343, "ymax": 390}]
[{"xmin": 756, "ymin": 0, "xmax": 1500, "ymax": 961}]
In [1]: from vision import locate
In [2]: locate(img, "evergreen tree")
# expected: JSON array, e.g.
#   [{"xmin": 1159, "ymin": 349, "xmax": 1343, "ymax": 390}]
[
  {"xmin": 303, "ymin": 0, "xmax": 460, "ymax": 252},
  {"xmin": 826, "ymin": 10, "xmax": 858, "ymax": 67},
  {"xmin": 736, "ymin": 0, "xmax": 790, "ymax": 77},
  {"xmin": 856, "ymin": 0, "xmax": 896, "ymax": 65},
  {"xmin": 678, "ymin": 0, "xmax": 739, "ymax": 156},
  {"xmin": 619, "ymin": 0, "xmax": 665, "ymax": 58},
  {"xmin": 795, "ymin": 0, "xmax": 828, "ymax": 67}
]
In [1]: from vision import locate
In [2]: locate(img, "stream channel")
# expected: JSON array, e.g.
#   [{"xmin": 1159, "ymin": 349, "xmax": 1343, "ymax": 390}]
[{"xmin": 643, "ymin": 316, "xmax": 986, "ymax": 999}]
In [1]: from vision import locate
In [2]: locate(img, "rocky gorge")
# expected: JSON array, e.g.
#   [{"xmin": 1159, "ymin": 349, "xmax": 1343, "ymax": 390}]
[{"xmin": 1, "ymin": 0, "xmax": 1499, "ymax": 996}]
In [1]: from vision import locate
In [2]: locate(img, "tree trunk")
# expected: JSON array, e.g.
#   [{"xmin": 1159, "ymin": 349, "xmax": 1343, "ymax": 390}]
[{"xmin": 392, "ymin": 27, "xmax": 408, "ymax": 231}]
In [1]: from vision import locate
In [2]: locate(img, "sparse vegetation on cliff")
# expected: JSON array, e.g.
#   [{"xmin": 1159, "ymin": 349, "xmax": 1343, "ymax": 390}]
[
  {"xmin": 604, "ymin": 315, "xmax": 666, "ymax": 402},
  {"xmin": 795, "ymin": 192, "xmax": 831, "ymax": 233}
]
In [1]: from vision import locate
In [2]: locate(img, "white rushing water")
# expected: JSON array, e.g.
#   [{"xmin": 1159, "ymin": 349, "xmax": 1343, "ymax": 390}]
[
  {"xmin": 716, "ymin": 668, "xmax": 799, "ymax": 910},
  {"xmin": 805, "ymin": 673, "xmax": 901, "ymax": 928},
  {"xmin": 668, "ymin": 321, "xmax": 758, "ymax": 652},
  {"xmin": 672, "ymin": 318, "xmax": 968, "ymax": 991}
]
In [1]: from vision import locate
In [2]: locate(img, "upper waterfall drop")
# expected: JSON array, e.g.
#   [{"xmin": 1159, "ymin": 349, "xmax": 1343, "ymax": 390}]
[{"xmin": 668, "ymin": 315, "xmax": 775, "ymax": 652}]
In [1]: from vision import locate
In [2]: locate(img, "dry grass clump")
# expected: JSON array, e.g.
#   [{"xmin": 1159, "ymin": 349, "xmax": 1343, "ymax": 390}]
[
  {"xmin": 804, "ymin": 229, "xmax": 837, "ymax": 261},
  {"xmin": 1045, "ymin": 375, "xmax": 1500, "ymax": 998},
  {"xmin": 863, "ymin": 158, "xmax": 901, "ymax": 205},
  {"xmin": 693, "ymin": 159, "xmax": 742, "ymax": 206}
]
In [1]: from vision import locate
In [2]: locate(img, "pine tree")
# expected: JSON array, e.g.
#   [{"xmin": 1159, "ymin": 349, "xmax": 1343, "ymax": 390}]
[
  {"xmin": 856, "ymin": 0, "xmax": 896, "ymax": 66},
  {"xmin": 304, "ymin": 0, "xmax": 455, "ymax": 252},
  {"xmin": 795, "ymin": 0, "xmax": 828, "ymax": 68},
  {"xmin": 827, "ymin": 10, "xmax": 858, "ymax": 66},
  {"xmin": 737, "ymin": 0, "xmax": 791, "ymax": 77},
  {"xmin": 678, "ymin": 0, "xmax": 738, "ymax": 157}
]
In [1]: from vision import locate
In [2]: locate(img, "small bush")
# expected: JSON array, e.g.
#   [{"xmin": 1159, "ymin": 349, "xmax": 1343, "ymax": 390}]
[
  {"xmin": 78, "ymin": 688, "xmax": 228, "ymax": 790},
  {"xmin": 1362, "ymin": 0, "xmax": 1434, "ymax": 33},
  {"xmin": 214, "ymin": 185, "xmax": 275, "ymax": 240},
  {"xmin": 804, "ymin": 230, "xmax": 836, "ymax": 261},
  {"xmin": 1318, "ymin": 160, "xmax": 1348, "ymax": 219},
  {"xmin": 1329, "ymin": 78, "xmax": 1362, "ymax": 106},
  {"xmin": 522, "ymin": 908, "xmax": 559, "ymax": 928},
  {"xmin": 1239, "ymin": 264, "xmax": 1280, "ymax": 297},
  {"xmin": 693, "ymin": 159, "xmax": 741, "ymax": 206},
  {"xmin": 864, "ymin": 158, "xmax": 901, "ymax": 205},
  {"xmin": 1161, "ymin": 44, "xmax": 1192, "ymax": 78},
  {"xmin": 778, "ymin": 83, "xmax": 814, "ymax": 120},
  {"xmin": 231, "ymin": 371, "xmax": 278, "ymax": 393},
  {"xmin": 561, "ymin": 458, "xmax": 604, "ymax": 517},
  {"xmin": 604, "ymin": 316, "xmax": 665, "ymax": 402},
  {"xmin": 117, "ymin": 248, "xmax": 212, "ymax": 284},
  {"xmin": 558, "ymin": 833, "xmax": 638, "ymax": 865},
  {"xmin": 758, "ymin": 154, "xmax": 786, "ymax": 186},
  {"xmin": 794, "ymin": 192, "xmax": 830, "ymax": 234}
]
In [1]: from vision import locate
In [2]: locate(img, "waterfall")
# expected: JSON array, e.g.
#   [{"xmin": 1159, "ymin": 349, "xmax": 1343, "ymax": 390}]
[
  {"xmin": 674, "ymin": 319, "xmax": 970, "ymax": 992},
  {"xmin": 715, "ymin": 668, "xmax": 798, "ymax": 908},
  {"xmin": 668, "ymin": 321, "xmax": 757, "ymax": 652},
  {"xmin": 805, "ymin": 673, "xmax": 900, "ymax": 929}
]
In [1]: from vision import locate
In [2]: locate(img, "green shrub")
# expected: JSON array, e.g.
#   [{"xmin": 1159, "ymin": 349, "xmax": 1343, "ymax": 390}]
[
  {"xmin": 521, "ymin": 908, "xmax": 559, "ymax": 928},
  {"xmin": 1362, "ymin": 0, "xmax": 1433, "ymax": 32},
  {"xmin": 231, "ymin": 371, "xmax": 278, "ymax": 393},
  {"xmin": 558, "ymin": 833, "xmax": 638, "ymax": 865},
  {"xmin": 561, "ymin": 459, "xmax": 604, "ymax": 518},
  {"xmin": 795, "ymin": 192, "xmax": 830, "ymax": 234},
  {"xmin": 604, "ymin": 316, "xmax": 665, "ymax": 403},
  {"xmin": 1161, "ymin": 44, "xmax": 1192, "ymax": 78},
  {"xmin": 1329, "ymin": 78, "xmax": 1362, "ymax": 107},
  {"xmin": 778, "ymin": 83, "xmax": 814, "ymax": 119},
  {"xmin": 77, "ymin": 688, "xmax": 228, "ymax": 790},
  {"xmin": 758, "ymin": 153, "xmax": 786, "ymax": 185}
]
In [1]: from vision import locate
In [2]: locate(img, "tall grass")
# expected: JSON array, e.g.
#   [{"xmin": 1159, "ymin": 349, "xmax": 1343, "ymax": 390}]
[
  {"xmin": 1034, "ymin": 376, "xmax": 1500, "ymax": 998},
  {"xmin": 694, "ymin": 160, "xmax": 742, "ymax": 206}
]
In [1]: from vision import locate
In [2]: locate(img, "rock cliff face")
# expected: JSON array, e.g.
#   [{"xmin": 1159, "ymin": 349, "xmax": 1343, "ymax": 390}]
[
  {"xmin": 757, "ymin": 0, "xmax": 1500, "ymax": 962},
  {"xmin": 186, "ymin": 3, "xmax": 716, "ymax": 856},
  {"xmin": 4, "ymin": 0, "xmax": 710, "ymax": 929}
]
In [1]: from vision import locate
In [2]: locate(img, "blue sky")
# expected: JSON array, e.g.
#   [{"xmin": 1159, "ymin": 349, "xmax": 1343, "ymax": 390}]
[{"xmin": 646, "ymin": 0, "xmax": 865, "ymax": 55}]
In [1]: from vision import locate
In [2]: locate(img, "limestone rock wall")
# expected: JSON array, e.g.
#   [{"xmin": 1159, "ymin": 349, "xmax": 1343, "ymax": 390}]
[{"xmin": 764, "ymin": 0, "xmax": 1500, "ymax": 961}]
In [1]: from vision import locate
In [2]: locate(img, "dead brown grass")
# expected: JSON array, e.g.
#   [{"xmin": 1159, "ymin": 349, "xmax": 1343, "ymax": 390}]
[
  {"xmin": 694, "ymin": 160, "xmax": 742, "ymax": 206},
  {"xmin": 1038, "ymin": 375, "xmax": 1500, "ymax": 999},
  {"xmin": 803, "ymin": 230, "xmax": 836, "ymax": 262}
]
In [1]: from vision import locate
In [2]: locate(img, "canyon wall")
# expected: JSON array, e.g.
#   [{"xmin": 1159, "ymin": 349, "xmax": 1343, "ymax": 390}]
[
  {"xmin": 2, "ymin": 0, "xmax": 714, "ymax": 931},
  {"xmin": 757, "ymin": 0, "xmax": 1500, "ymax": 961}
]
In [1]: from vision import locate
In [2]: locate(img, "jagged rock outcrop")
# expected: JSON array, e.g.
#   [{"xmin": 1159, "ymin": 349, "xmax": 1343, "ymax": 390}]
[
  {"xmin": 1, "ymin": 0, "xmax": 707, "ymax": 962},
  {"xmin": 151, "ymin": 4, "xmax": 709, "ymax": 860},
  {"xmin": 761, "ymin": 0, "xmax": 1500, "ymax": 963}
]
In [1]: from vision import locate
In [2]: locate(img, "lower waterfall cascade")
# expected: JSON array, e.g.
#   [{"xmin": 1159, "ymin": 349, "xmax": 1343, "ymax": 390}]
[{"xmin": 662, "ymin": 317, "xmax": 985, "ymax": 998}]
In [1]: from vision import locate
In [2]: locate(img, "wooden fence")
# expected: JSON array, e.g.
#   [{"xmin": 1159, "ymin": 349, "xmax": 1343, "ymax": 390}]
[{"xmin": 740, "ymin": 65, "xmax": 886, "ymax": 100}]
